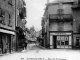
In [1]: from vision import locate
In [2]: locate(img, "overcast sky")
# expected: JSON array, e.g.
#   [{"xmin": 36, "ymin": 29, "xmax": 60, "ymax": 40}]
[{"xmin": 25, "ymin": 0, "xmax": 54, "ymax": 31}]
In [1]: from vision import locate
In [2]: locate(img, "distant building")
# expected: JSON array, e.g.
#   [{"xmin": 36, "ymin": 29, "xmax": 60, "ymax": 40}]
[
  {"xmin": 42, "ymin": 0, "xmax": 80, "ymax": 49},
  {"xmin": 15, "ymin": 0, "xmax": 27, "ymax": 50}
]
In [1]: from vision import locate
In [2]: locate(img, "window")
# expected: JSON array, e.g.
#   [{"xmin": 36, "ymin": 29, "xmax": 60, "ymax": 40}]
[
  {"xmin": 65, "ymin": 41, "xmax": 68, "ymax": 45},
  {"xmin": 61, "ymin": 41, "xmax": 65, "ymax": 45},
  {"xmin": 0, "ymin": 9, "xmax": 5, "ymax": 24},
  {"xmin": 8, "ymin": 0, "xmax": 12, "ymax": 6},
  {"xmin": 58, "ymin": 9, "xmax": 63, "ymax": 14},
  {"xmin": 8, "ymin": 13, "xmax": 12, "ymax": 27},
  {"xmin": 58, "ymin": 22, "xmax": 64, "ymax": 31},
  {"xmin": 57, "ymin": 41, "xmax": 60, "ymax": 45},
  {"xmin": 78, "ymin": 0, "xmax": 80, "ymax": 5}
]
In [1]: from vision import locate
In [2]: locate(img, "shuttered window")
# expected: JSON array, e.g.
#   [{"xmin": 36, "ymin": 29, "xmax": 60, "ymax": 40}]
[
  {"xmin": 0, "ymin": 9, "xmax": 5, "ymax": 24},
  {"xmin": 8, "ymin": 13, "xmax": 12, "ymax": 27}
]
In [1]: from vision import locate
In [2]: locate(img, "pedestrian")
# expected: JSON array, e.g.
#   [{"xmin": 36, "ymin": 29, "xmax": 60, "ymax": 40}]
[{"xmin": 24, "ymin": 42, "xmax": 27, "ymax": 49}]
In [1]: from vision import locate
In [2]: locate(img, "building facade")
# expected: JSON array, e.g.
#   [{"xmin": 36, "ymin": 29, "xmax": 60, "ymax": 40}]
[
  {"xmin": 15, "ymin": 0, "xmax": 27, "ymax": 50},
  {"xmin": 0, "ymin": 0, "xmax": 16, "ymax": 54},
  {"xmin": 72, "ymin": 0, "xmax": 80, "ymax": 49},
  {"xmin": 0, "ymin": 0, "xmax": 27, "ymax": 54},
  {"xmin": 42, "ymin": 0, "xmax": 80, "ymax": 49}
]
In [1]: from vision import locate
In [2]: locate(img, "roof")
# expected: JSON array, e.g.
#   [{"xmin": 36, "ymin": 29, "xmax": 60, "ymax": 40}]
[{"xmin": 46, "ymin": 0, "xmax": 74, "ymax": 6}]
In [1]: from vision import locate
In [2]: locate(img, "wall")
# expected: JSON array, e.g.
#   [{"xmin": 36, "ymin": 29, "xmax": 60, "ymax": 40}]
[
  {"xmin": 49, "ymin": 22, "xmax": 73, "ymax": 31},
  {"xmin": 16, "ymin": 0, "xmax": 26, "ymax": 30},
  {"xmin": 72, "ymin": 9, "xmax": 80, "ymax": 33},
  {"xmin": 48, "ymin": 3, "xmax": 72, "ymax": 14},
  {"xmin": 63, "ymin": 22, "xmax": 73, "ymax": 31},
  {"xmin": 48, "ymin": 5, "xmax": 59, "ymax": 14},
  {"xmin": 49, "ymin": 22, "xmax": 58, "ymax": 31},
  {"xmin": 0, "ymin": 0, "xmax": 15, "ymax": 30}
]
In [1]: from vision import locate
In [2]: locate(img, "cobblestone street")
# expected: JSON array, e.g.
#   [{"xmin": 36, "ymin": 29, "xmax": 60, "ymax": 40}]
[{"xmin": 0, "ymin": 44, "xmax": 80, "ymax": 60}]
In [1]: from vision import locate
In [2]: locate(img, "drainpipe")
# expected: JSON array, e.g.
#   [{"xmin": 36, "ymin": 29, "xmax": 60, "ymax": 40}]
[
  {"xmin": 47, "ymin": 0, "xmax": 50, "ymax": 48},
  {"xmin": 15, "ymin": 0, "xmax": 17, "ymax": 51}
]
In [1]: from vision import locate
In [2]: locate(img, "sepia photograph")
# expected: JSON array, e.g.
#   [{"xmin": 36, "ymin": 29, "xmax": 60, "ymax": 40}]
[{"xmin": 0, "ymin": 0, "xmax": 80, "ymax": 60}]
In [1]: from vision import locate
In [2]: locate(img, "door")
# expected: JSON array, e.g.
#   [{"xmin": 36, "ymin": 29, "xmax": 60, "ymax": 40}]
[
  {"xmin": 76, "ymin": 39, "xmax": 79, "ymax": 48},
  {"xmin": 6, "ymin": 35, "xmax": 11, "ymax": 53},
  {"xmin": 0, "ymin": 33, "xmax": 3, "ymax": 54},
  {"xmin": 53, "ymin": 36, "xmax": 57, "ymax": 49},
  {"xmin": 9, "ymin": 35, "xmax": 11, "ymax": 53}
]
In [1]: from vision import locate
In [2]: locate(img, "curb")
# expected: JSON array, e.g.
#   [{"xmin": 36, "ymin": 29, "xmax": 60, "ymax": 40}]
[
  {"xmin": 0, "ymin": 51, "xmax": 17, "ymax": 57},
  {"xmin": 38, "ymin": 45, "xmax": 46, "ymax": 49}
]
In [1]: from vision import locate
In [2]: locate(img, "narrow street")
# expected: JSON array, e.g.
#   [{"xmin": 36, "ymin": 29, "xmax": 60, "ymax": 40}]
[
  {"xmin": 27, "ymin": 44, "xmax": 45, "ymax": 50},
  {"xmin": 0, "ymin": 44, "xmax": 80, "ymax": 60}
]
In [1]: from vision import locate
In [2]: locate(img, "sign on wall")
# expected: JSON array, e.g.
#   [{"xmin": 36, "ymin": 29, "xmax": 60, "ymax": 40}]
[
  {"xmin": 49, "ymin": 14, "xmax": 72, "ymax": 20},
  {"xmin": 50, "ymin": 32, "xmax": 71, "ymax": 35}
]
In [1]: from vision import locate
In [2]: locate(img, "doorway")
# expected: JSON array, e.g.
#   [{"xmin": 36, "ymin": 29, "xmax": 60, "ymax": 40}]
[{"xmin": 53, "ymin": 36, "xmax": 57, "ymax": 49}]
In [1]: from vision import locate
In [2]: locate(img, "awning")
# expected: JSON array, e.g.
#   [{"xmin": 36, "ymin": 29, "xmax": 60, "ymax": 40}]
[{"xmin": 0, "ymin": 29, "xmax": 15, "ymax": 35}]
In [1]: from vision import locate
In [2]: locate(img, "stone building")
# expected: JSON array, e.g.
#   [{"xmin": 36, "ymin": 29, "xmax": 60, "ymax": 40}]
[
  {"xmin": 15, "ymin": 0, "xmax": 27, "ymax": 50},
  {"xmin": 72, "ymin": 0, "xmax": 80, "ymax": 49},
  {"xmin": 42, "ymin": 0, "xmax": 80, "ymax": 49},
  {"xmin": 0, "ymin": 0, "xmax": 16, "ymax": 54},
  {"xmin": 0, "ymin": 0, "xmax": 27, "ymax": 54}
]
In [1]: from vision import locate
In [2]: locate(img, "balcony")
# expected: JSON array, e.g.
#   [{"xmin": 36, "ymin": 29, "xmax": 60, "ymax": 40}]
[
  {"xmin": 49, "ymin": 14, "xmax": 73, "ymax": 22},
  {"xmin": 19, "ymin": 7, "xmax": 26, "ymax": 19}
]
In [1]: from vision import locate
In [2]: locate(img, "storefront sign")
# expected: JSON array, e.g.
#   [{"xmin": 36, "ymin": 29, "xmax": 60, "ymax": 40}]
[
  {"xmin": 50, "ymin": 32, "xmax": 71, "ymax": 35},
  {"xmin": 49, "ymin": 14, "xmax": 72, "ymax": 19}
]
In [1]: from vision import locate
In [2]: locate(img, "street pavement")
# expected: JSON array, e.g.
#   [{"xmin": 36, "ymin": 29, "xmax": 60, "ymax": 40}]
[{"xmin": 0, "ymin": 44, "xmax": 80, "ymax": 60}]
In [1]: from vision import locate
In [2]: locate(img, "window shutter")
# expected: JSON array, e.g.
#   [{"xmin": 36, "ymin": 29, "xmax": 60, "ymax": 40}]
[{"xmin": 8, "ymin": 13, "xmax": 12, "ymax": 27}]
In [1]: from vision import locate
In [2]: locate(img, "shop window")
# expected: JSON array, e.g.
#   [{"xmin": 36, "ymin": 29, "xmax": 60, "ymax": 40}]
[
  {"xmin": 57, "ymin": 41, "xmax": 60, "ymax": 45},
  {"xmin": 61, "ymin": 41, "xmax": 65, "ymax": 45},
  {"xmin": 65, "ymin": 36, "xmax": 69, "ymax": 41},
  {"xmin": 65, "ymin": 41, "xmax": 68, "ymax": 45},
  {"xmin": 8, "ymin": 0, "xmax": 12, "ymax": 6},
  {"xmin": 8, "ymin": 13, "xmax": 12, "ymax": 27},
  {"xmin": 57, "ymin": 36, "xmax": 61, "ymax": 40},
  {"xmin": 61, "ymin": 36, "xmax": 65, "ymax": 40}
]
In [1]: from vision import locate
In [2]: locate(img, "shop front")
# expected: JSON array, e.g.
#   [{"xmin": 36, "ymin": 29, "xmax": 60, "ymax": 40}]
[
  {"xmin": 50, "ymin": 32, "xmax": 72, "ymax": 49},
  {"xmin": 0, "ymin": 29, "xmax": 15, "ymax": 54}
]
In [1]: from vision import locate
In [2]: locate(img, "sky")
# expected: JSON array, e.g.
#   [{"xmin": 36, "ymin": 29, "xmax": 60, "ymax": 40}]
[{"xmin": 25, "ymin": 0, "xmax": 54, "ymax": 31}]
